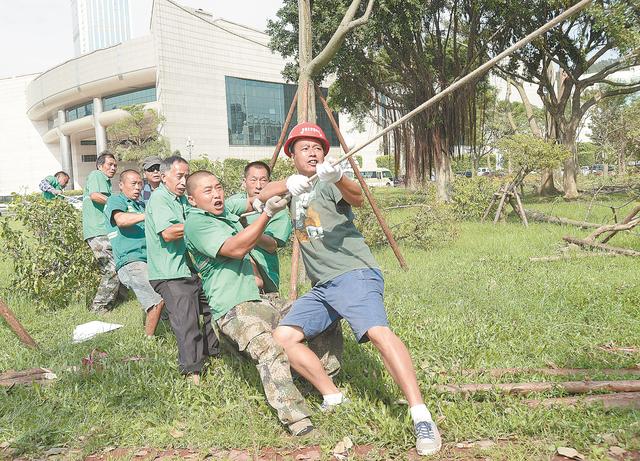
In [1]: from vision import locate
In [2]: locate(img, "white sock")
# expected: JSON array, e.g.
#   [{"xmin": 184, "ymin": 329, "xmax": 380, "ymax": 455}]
[
  {"xmin": 410, "ymin": 404, "xmax": 432, "ymax": 424},
  {"xmin": 322, "ymin": 392, "xmax": 344, "ymax": 405}
]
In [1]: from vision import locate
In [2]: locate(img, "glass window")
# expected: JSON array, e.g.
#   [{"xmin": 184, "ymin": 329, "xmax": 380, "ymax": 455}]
[
  {"xmin": 102, "ymin": 87, "xmax": 156, "ymax": 111},
  {"xmin": 382, "ymin": 170, "xmax": 392, "ymax": 178},
  {"xmin": 225, "ymin": 76, "xmax": 340, "ymax": 147},
  {"xmin": 361, "ymin": 171, "xmax": 375, "ymax": 179},
  {"xmin": 81, "ymin": 154, "xmax": 97, "ymax": 163},
  {"xmin": 65, "ymin": 101, "xmax": 93, "ymax": 121}
]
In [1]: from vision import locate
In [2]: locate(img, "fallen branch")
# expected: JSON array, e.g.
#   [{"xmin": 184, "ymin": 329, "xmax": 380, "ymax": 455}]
[
  {"xmin": 0, "ymin": 299, "xmax": 38, "ymax": 349},
  {"xmin": 0, "ymin": 368, "xmax": 56, "ymax": 387},
  {"xmin": 562, "ymin": 236, "xmax": 640, "ymax": 257},
  {"xmin": 458, "ymin": 367, "xmax": 640, "ymax": 378},
  {"xmin": 529, "ymin": 252, "xmax": 621, "ymax": 262},
  {"xmin": 526, "ymin": 392, "xmax": 640, "ymax": 409},
  {"xmin": 436, "ymin": 379, "xmax": 640, "ymax": 395},
  {"xmin": 600, "ymin": 204, "xmax": 640, "ymax": 243},
  {"xmin": 585, "ymin": 217, "xmax": 640, "ymax": 243},
  {"xmin": 523, "ymin": 209, "xmax": 600, "ymax": 229}
]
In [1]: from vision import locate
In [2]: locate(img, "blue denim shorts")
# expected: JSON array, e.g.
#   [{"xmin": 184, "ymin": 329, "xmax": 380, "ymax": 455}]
[{"xmin": 280, "ymin": 268, "xmax": 388, "ymax": 343}]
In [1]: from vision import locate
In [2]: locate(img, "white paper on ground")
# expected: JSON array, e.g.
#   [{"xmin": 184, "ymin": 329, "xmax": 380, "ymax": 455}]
[{"xmin": 72, "ymin": 321, "xmax": 123, "ymax": 343}]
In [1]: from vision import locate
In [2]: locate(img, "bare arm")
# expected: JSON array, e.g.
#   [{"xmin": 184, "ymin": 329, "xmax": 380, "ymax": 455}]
[
  {"xmin": 112, "ymin": 211, "xmax": 145, "ymax": 228},
  {"xmin": 256, "ymin": 234, "xmax": 277, "ymax": 253},
  {"xmin": 90, "ymin": 192, "xmax": 108, "ymax": 205},
  {"xmin": 161, "ymin": 224, "xmax": 184, "ymax": 242},
  {"xmin": 257, "ymin": 180, "xmax": 288, "ymax": 203},
  {"xmin": 219, "ymin": 213, "xmax": 270, "ymax": 259},
  {"xmin": 335, "ymin": 176, "xmax": 364, "ymax": 207}
]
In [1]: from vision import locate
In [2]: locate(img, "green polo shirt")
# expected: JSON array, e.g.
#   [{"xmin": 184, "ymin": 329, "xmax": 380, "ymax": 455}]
[
  {"xmin": 42, "ymin": 175, "xmax": 63, "ymax": 200},
  {"xmin": 226, "ymin": 192, "xmax": 292, "ymax": 293},
  {"xmin": 184, "ymin": 206, "xmax": 260, "ymax": 320},
  {"xmin": 104, "ymin": 193, "xmax": 147, "ymax": 271},
  {"xmin": 82, "ymin": 170, "xmax": 112, "ymax": 240},
  {"xmin": 145, "ymin": 183, "xmax": 192, "ymax": 281}
]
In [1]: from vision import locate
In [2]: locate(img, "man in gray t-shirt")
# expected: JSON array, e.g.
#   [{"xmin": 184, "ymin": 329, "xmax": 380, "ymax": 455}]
[{"xmin": 257, "ymin": 122, "xmax": 442, "ymax": 456}]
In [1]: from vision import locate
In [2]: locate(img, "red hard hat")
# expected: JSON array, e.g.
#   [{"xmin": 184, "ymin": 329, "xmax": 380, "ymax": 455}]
[{"xmin": 283, "ymin": 122, "xmax": 330, "ymax": 157}]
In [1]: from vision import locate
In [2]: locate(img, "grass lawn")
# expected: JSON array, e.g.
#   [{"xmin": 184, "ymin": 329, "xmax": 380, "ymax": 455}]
[{"xmin": 1, "ymin": 190, "xmax": 640, "ymax": 459}]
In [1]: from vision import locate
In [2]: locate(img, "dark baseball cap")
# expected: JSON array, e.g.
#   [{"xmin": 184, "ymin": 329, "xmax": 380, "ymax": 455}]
[{"xmin": 142, "ymin": 156, "xmax": 162, "ymax": 171}]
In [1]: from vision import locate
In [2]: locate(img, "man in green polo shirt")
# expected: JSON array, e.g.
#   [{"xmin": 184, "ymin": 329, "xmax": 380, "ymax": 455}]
[
  {"xmin": 226, "ymin": 161, "xmax": 292, "ymax": 292},
  {"xmin": 104, "ymin": 169, "xmax": 164, "ymax": 336},
  {"xmin": 39, "ymin": 171, "xmax": 70, "ymax": 200},
  {"xmin": 145, "ymin": 156, "xmax": 218, "ymax": 383},
  {"xmin": 183, "ymin": 170, "xmax": 315, "ymax": 436},
  {"xmin": 83, "ymin": 152, "xmax": 121, "ymax": 313}
]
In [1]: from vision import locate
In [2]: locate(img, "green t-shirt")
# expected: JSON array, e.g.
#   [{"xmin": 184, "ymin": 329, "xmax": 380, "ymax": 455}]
[
  {"xmin": 82, "ymin": 170, "xmax": 112, "ymax": 240},
  {"xmin": 42, "ymin": 175, "xmax": 62, "ymax": 200},
  {"xmin": 104, "ymin": 193, "xmax": 147, "ymax": 271},
  {"xmin": 226, "ymin": 192, "xmax": 293, "ymax": 293},
  {"xmin": 145, "ymin": 183, "xmax": 192, "ymax": 281},
  {"xmin": 184, "ymin": 206, "xmax": 261, "ymax": 320},
  {"xmin": 290, "ymin": 181, "xmax": 379, "ymax": 286}
]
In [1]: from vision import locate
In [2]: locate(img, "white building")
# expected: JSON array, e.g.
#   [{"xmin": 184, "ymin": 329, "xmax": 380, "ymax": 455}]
[
  {"xmin": 0, "ymin": 0, "xmax": 381, "ymax": 196},
  {"xmin": 71, "ymin": 0, "xmax": 131, "ymax": 56}
]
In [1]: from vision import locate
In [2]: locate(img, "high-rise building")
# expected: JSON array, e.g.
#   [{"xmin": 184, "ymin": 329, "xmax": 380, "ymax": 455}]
[{"xmin": 71, "ymin": 0, "xmax": 131, "ymax": 56}]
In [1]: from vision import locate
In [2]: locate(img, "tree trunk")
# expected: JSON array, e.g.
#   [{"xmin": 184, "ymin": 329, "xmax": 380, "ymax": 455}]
[
  {"xmin": 538, "ymin": 169, "xmax": 559, "ymax": 196},
  {"xmin": 297, "ymin": 0, "xmax": 316, "ymax": 123},
  {"xmin": 433, "ymin": 127, "xmax": 452, "ymax": 202},
  {"xmin": 562, "ymin": 137, "xmax": 579, "ymax": 200}
]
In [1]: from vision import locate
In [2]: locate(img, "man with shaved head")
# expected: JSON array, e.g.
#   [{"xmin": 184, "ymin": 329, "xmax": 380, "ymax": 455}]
[
  {"xmin": 184, "ymin": 171, "xmax": 317, "ymax": 436},
  {"xmin": 104, "ymin": 169, "xmax": 164, "ymax": 335}
]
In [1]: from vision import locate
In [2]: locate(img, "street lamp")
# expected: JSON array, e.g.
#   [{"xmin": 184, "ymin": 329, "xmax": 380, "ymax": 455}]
[{"xmin": 186, "ymin": 136, "xmax": 194, "ymax": 160}]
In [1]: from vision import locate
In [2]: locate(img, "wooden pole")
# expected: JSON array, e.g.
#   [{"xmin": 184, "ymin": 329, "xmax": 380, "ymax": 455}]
[
  {"xmin": 562, "ymin": 236, "xmax": 640, "ymax": 257},
  {"xmin": 0, "ymin": 299, "xmax": 38, "ymax": 349},
  {"xmin": 315, "ymin": 84, "xmax": 408, "ymax": 270},
  {"xmin": 437, "ymin": 379, "xmax": 640, "ymax": 395},
  {"xmin": 269, "ymin": 89, "xmax": 298, "ymax": 171},
  {"xmin": 458, "ymin": 367, "xmax": 640, "ymax": 378},
  {"xmin": 523, "ymin": 209, "xmax": 600, "ymax": 228}
]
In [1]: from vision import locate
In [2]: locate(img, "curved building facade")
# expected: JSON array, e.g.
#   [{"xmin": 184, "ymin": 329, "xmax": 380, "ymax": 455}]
[{"xmin": 1, "ymin": 0, "xmax": 376, "ymax": 196}]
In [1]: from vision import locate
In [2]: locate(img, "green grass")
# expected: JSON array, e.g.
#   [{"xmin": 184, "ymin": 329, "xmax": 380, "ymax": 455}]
[{"xmin": 2, "ymin": 192, "xmax": 640, "ymax": 459}]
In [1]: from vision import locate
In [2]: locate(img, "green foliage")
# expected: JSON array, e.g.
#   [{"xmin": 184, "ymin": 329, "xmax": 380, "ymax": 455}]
[
  {"xmin": 107, "ymin": 105, "xmax": 171, "ymax": 162},
  {"xmin": 498, "ymin": 135, "xmax": 570, "ymax": 173},
  {"xmin": 376, "ymin": 154, "xmax": 394, "ymax": 170},
  {"xmin": 451, "ymin": 176, "xmax": 499, "ymax": 220},
  {"xmin": 577, "ymin": 142, "xmax": 599, "ymax": 167},
  {"xmin": 0, "ymin": 195, "xmax": 98, "ymax": 310},
  {"xmin": 188, "ymin": 156, "xmax": 298, "ymax": 196}
]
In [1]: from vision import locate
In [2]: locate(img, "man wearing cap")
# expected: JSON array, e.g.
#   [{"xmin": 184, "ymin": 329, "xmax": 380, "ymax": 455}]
[
  {"xmin": 39, "ymin": 171, "xmax": 70, "ymax": 200},
  {"xmin": 141, "ymin": 156, "xmax": 162, "ymax": 205},
  {"xmin": 145, "ymin": 155, "xmax": 218, "ymax": 383},
  {"xmin": 256, "ymin": 122, "xmax": 442, "ymax": 456},
  {"xmin": 83, "ymin": 151, "xmax": 121, "ymax": 313},
  {"xmin": 104, "ymin": 169, "xmax": 164, "ymax": 336}
]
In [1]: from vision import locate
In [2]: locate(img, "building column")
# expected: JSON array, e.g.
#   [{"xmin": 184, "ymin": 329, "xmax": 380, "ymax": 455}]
[
  {"xmin": 93, "ymin": 97, "xmax": 107, "ymax": 154},
  {"xmin": 57, "ymin": 110, "xmax": 75, "ymax": 188}
]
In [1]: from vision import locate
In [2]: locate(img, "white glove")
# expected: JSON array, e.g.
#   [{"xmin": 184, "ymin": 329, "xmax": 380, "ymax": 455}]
[
  {"xmin": 286, "ymin": 174, "xmax": 312, "ymax": 196},
  {"xmin": 264, "ymin": 195, "xmax": 289, "ymax": 217},
  {"xmin": 315, "ymin": 162, "xmax": 343, "ymax": 183},
  {"xmin": 252, "ymin": 197, "xmax": 264, "ymax": 213}
]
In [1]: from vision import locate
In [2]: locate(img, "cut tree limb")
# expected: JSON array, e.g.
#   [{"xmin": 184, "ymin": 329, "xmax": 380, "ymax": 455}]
[
  {"xmin": 585, "ymin": 217, "xmax": 640, "ymax": 243},
  {"xmin": 526, "ymin": 392, "xmax": 640, "ymax": 409},
  {"xmin": 524, "ymin": 209, "xmax": 600, "ymax": 228},
  {"xmin": 562, "ymin": 236, "xmax": 640, "ymax": 257},
  {"xmin": 436, "ymin": 379, "xmax": 640, "ymax": 395},
  {"xmin": 0, "ymin": 368, "xmax": 56, "ymax": 387},
  {"xmin": 458, "ymin": 367, "xmax": 640, "ymax": 378},
  {"xmin": 599, "ymin": 204, "xmax": 640, "ymax": 244},
  {"xmin": 529, "ymin": 252, "xmax": 621, "ymax": 262},
  {"xmin": 0, "ymin": 298, "xmax": 38, "ymax": 349}
]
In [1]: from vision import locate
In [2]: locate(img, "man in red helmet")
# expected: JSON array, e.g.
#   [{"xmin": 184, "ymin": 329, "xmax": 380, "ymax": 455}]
[{"xmin": 256, "ymin": 122, "xmax": 442, "ymax": 456}]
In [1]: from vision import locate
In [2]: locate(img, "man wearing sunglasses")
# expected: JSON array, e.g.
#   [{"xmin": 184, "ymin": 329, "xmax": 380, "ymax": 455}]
[{"xmin": 141, "ymin": 156, "xmax": 162, "ymax": 205}]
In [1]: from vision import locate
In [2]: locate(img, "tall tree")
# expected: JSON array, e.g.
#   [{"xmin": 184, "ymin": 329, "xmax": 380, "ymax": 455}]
[
  {"xmin": 496, "ymin": 0, "xmax": 640, "ymax": 199},
  {"xmin": 106, "ymin": 105, "xmax": 170, "ymax": 161}
]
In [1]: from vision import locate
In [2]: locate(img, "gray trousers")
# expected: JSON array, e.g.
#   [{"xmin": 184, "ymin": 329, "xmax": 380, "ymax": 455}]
[{"xmin": 150, "ymin": 274, "xmax": 219, "ymax": 374}]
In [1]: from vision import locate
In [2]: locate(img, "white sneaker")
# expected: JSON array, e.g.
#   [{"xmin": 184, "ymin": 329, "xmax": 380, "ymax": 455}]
[
  {"xmin": 319, "ymin": 396, "xmax": 350, "ymax": 412},
  {"xmin": 415, "ymin": 420, "xmax": 442, "ymax": 456}
]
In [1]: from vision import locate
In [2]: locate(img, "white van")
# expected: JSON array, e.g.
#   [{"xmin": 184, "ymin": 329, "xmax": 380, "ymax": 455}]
[{"xmin": 359, "ymin": 168, "xmax": 394, "ymax": 187}]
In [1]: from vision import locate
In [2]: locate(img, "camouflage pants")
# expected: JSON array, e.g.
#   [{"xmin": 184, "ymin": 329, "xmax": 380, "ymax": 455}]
[
  {"xmin": 263, "ymin": 292, "xmax": 343, "ymax": 378},
  {"xmin": 217, "ymin": 299, "xmax": 311, "ymax": 427},
  {"xmin": 86, "ymin": 236, "xmax": 120, "ymax": 312}
]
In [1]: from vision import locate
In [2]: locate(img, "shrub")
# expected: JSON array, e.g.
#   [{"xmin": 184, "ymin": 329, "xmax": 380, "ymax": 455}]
[
  {"xmin": 376, "ymin": 154, "xmax": 394, "ymax": 170},
  {"xmin": 0, "ymin": 195, "xmax": 99, "ymax": 310},
  {"xmin": 451, "ymin": 176, "xmax": 498, "ymax": 219}
]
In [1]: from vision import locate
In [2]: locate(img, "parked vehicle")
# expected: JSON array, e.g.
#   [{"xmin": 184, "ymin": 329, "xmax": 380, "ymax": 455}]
[
  {"xmin": 360, "ymin": 168, "xmax": 394, "ymax": 187},
  {"xmin": 455, "ymin": 170, "xmax": 473, "ymax": 178},
  {"xmin": 477, "ymin": 167, "xmax": 493, "ymax": 176}
]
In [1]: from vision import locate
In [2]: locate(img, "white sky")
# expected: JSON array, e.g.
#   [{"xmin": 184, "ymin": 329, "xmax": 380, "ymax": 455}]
[{"xmin": 0, "ymin": 0, "xmax": 284, "ymax": 79}]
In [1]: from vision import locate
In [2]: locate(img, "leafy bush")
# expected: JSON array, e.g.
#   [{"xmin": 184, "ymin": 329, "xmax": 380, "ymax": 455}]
[
  {"xmin": 354, "ymin": 191, "xmax": 458, "ymax": 249},
  {"xmin": 376, "ymin": 154, "xmax": 394, "ymax": 170},
  {"xmin": 0, "ymin": 195, "xmax": 99, "ymax": 310},
  {"xmin": 498, "ymin": 134, "xmax": 570, "ymax": 173},
  {"xmin": 451, "ymin": 176, "xmax": 499, "ymax": 219}
]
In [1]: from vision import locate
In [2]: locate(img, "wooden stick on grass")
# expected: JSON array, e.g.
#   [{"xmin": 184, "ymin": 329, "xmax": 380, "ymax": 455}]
[{"xmin": 0, "ymin": 298, "xmax": 38, "ymax": 349}]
